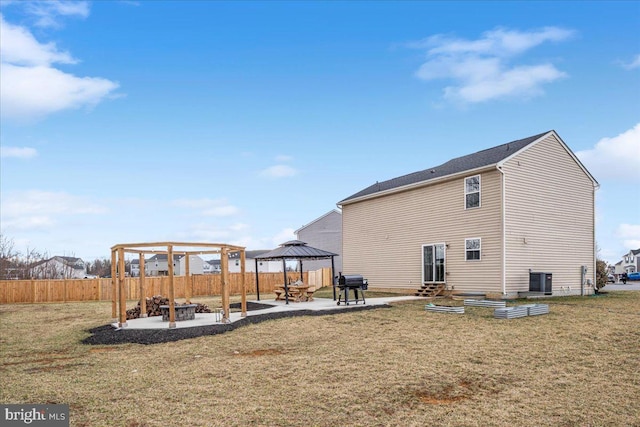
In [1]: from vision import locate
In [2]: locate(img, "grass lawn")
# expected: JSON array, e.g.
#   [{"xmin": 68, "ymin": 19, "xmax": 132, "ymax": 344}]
[{"xmin": 1, "ymin": 289, "xmax": 639, "ymax": 427}]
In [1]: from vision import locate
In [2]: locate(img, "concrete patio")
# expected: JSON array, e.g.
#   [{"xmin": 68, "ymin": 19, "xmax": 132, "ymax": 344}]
[{"xmin": 114, "ymin": 295, "xmax": 423, "ymax": 330}]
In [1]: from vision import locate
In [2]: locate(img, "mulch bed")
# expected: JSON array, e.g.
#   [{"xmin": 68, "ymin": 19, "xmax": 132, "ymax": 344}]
[{"xmin": 82, "ymin": 302, "xmax": 389, "ymax": 346}]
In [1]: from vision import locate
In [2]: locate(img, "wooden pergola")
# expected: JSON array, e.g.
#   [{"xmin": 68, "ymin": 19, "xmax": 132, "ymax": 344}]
[{"xmin": 110, "ymin": 241, "xmax": 246, "ymax": 328}]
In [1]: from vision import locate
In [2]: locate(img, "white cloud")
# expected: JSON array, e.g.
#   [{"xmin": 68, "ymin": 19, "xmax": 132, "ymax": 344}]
[
  {"xmin": 0, "ymin": 16, "xmax": 76, "ymax": 66},
  {"xmin": 0, "ymin": 190, "xmax": 106, "ymax": 231},
  {"xmin": 0, "ymin": 146, "xmax": 38, "ymax": 159},
  {"xmin": 272, "ymin": 228, "xmax": 296, "ymax": 246},
  {"xmin": 0, "ymin": 14, "xmax": 119, "ymax": 120},
  {"xmin": 275, "ymin": 154, "xmax": 293, "ymax": 162},
  {"xmin": 260, "ymin": 165, "xmax": 299, "ymax": 178},
  {"xmin": 229, "ymin": 223, "xmax": 249, "ymax": 232},
  {"xmin": 411, "ymin": 27, "xmax": 574, "ymax": 104},
  {"xmin": 171, "ymin": 198, "xmax": 239, "ymax": 217},
  {"xmin": 616, "ymin": 224, "xmax": 640, "ymax": 250},
  {"xmin": 26, "ymin": 1, "xmax": 90, "ymax": 28},
  {"xmin": 621, "ymin": 54, "xmax": 640, "ymax": 70},
  {"xmin": 576, "ymin": 123, "xmax": 640, "ymax": 181}
]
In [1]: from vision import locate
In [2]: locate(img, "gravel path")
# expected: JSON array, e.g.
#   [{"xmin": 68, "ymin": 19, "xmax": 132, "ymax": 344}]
[{"xmin": 82, "ymin": 302, "xmax": 389, "ymax": 346}]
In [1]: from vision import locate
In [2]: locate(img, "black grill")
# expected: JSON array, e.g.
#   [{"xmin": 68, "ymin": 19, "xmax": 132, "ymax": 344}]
[{"xmin": 336, "ymin": 274, "xmax": 367, "ymax": 305}]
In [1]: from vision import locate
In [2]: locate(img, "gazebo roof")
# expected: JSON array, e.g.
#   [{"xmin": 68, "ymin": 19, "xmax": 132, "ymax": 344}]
[{"xmin": 254, "ymin": 240, "xmax": 337, "ymax": 261}]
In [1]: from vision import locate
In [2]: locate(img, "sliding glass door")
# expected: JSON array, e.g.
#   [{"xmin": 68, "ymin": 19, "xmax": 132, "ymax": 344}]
[{"xmin": 423, "ymin": 243, "xmax": 445, "ymax": 283}]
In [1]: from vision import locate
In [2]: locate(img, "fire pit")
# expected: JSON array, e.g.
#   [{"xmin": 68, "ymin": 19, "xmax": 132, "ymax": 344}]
[{"xmin": 159, "ymin": 304, "xmax": 198, "ymax": 321}]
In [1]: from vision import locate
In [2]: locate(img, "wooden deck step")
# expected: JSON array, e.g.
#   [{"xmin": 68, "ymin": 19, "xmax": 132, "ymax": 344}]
[{"xmin": 415, "ymin": 283, "xmax": 446, "ymax": 297}]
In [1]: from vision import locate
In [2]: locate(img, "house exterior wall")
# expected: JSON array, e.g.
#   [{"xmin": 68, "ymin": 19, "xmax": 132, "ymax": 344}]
[
  {"xmin": 228, "ymin": 258, "xmax": 283, "ymax": 273},
  {"xmin": 501, "ymin": 133, "xmax": 596, "ymax": 294},
  {"xmin": 145, "ymin": 255, "xmax": 204, "ymax": 276},
  {"xmin": 341, "ymin": 168, "xmax": 503, "ymax": 293},
  {"xmin": 296, "ymin": 210, "xmax": 343, "ymax": 273},
  {"xmin": 176, "ymin": 255, "xmax": 204, "ymax": 275},
  {"xmin": 32, "ymin": 258, "xmax": 86, "ymax": 279}
]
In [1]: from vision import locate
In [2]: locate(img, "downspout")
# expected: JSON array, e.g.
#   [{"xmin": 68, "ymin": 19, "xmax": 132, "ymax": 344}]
[
  {"xmin": 497, "ymin": 165, "xmax": 506, "ymax": 296},
  {"xmin": 592, "ymin": 181, "xmax": 599, "ymax": 294}
]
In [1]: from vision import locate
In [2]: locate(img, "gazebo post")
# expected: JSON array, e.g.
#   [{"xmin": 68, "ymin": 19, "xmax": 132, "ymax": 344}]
[
  {"xmin": 118, "ymin": 247, "xmax": 127, "ymax": 328},
  {"xmin": 331, "ymin": 256, "xmax": 336, "ymax": 301},
  {"xmin": 283, "ymin": 259, "xmax": 289, "ymax": 305},
  {"xmin": 240, "ymin": 249, "xmax": 247, "ymax": 317},
  {"xmin": 139, "ymin": 253, "xmax": 147, "ymax": 317},
  {"xmin": 167, "ymin": 244, "xmax": 176, "ymax": 328},
  {"xmin": 111, "ymin": 249, "xmax": 117, "ymax": 322},
  {"xmin": 299, "ymin": 259, "xmax": 303, "ymax": 282}
]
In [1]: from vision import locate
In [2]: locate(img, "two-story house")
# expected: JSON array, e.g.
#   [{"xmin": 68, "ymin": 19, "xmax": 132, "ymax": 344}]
[
  {"xmin": 295, "ymin": 210, "xmax": 342, "ymax": 273},
  {"xmin": 204, "ymin": 259, "xmax": 221, "ymax": 274},
  {"xmin": 30, "ymin": 256, "xmax": 87, "ymax": 279},
  {"xmin": 619, "ymin": 249, "xmax": 639, "ymax": 274},
  {"xmin": 228, "ymin": 250, "xmax": 284, "ymax": 273},
  {"xmin": 146, "ymin": 254, "xmax": 204, "ymax": 276},
  {"xmin": 337, "ymin": 130, "xmax": 598, "ymax": 297}
]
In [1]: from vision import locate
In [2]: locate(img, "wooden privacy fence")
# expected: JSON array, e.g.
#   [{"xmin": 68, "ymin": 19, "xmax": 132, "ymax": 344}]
[{"xmin": 0, "ymin": 268, "xmax": 334, "ymax": 304}]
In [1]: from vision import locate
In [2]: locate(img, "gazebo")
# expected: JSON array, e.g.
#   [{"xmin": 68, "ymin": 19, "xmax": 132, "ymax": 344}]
[
  {"xmin": 110, "ymin": 241, "xmax": 246, "ymax": 328},
  {"xmin": 254, "ymin": 240, "xmax": 338, "ymax": 304}
]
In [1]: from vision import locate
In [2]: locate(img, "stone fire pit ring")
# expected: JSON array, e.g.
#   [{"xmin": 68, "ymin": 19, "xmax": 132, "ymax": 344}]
[{"xmin": 160, "ymin": 304, "xmax": 198, "ymax": 322}]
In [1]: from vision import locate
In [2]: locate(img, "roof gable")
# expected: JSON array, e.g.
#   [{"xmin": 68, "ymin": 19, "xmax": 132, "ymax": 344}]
[
  {"xmin": 338, "ymin": 131, "xmax": 551, "ymax": 204},
  {"xmin": 295, "ymin": 209, "xmax": 342, "ymax": 234}
]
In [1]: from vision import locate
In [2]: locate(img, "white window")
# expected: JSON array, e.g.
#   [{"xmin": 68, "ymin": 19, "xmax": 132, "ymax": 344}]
[
  {"xmin": 464, "ymin": 175, "xmax": 481, "ymax": 209},
  {"xmin": 465, "ymin": 238, "xmax": 481, "ymax": 261}
]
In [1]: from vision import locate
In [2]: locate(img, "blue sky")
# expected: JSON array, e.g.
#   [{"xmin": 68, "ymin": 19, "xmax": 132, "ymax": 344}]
[{"xmin": 1, "ymin": 0, "xmax": 639, "ymax": 264}]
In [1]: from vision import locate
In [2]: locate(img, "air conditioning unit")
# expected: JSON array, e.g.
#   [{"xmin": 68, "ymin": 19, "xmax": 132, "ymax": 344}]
[{"xmin": 529, "ymin": 272, "xmax": 552, "ymax": 295}]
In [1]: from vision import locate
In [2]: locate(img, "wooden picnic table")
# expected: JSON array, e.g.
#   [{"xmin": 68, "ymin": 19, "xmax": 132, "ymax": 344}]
[{"xmin": 275, "ymin": 284, "xmax": 315, "ymax": 302}]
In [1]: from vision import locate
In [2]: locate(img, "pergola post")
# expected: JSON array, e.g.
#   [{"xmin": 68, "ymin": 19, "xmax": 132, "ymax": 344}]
[
  {"xmin": 111, "ymin": 249, "xmax": 117, "ymax": 321},
  {"xmin": 167, "ymin": 245, "xmax": 176, "ymax": 328},
  {"xmin": 221, "ymin": 247, "xmax": 230, "ymax": 322},
  {"xmin": 139, "ymin": 253, "xmax": 147, "ymax": 317},
  {"xmin": 185, "ymin": 254, "xmax": 191, "ymax": 304},
  {"xmin": 118, "ymin": 247, "xmax": 127, "ymax": 328},
  {"xmin": 240, "ymin": 249, "xmax": 247, "ymax": 317},
  {"xmin": 254, "ymin": 259, "xmax": 260, "ymax": 301}
]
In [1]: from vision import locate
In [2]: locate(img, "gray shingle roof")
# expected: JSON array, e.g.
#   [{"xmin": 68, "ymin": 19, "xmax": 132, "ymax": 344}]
[
  {"xmin": 255, "ymin": 240, "xmax": 338, "ymax": 260},
  {"xmin": 338, "ymin": 131, "xmax": 551, "ymax": 204}
]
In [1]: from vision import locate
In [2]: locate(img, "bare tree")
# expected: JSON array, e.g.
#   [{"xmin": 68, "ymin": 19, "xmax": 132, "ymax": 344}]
[
  {"xmin": 87, "ymin": 258, "xmax": 112, "ymax": 277},
  {"xmin": 0, "ymin": 234, "xmax": 20, "ymax": 279}
]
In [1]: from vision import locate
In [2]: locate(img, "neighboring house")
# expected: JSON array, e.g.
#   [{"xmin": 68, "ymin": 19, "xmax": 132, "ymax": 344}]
[
  {"xmin": 204, "ymin": 259, "xmax": 221, "ymax": 274},
  {"xmin": 30, "ymin": 256, "xmax": 87, "ymax": 279},
  {"xmin": 146, "ymin": 254, "xmax": 204, "ymax": 276},
  {"xmin": 619, "ymin": 249, "xmax": 640, "ymax": 274},
  {"xmin": 130, "ymin": 259, "xmax": 140, "ymax": 277},
  {"xmin": 337, "ymin": 130, "xmax": 598, "ymax": 297},
  {"xmin": 228, "ymin": 250, "xmax": 284, "ymax": 273},
  {"xmin": 295, "ymin": 209, "xmax": 343, "ymax": 273},
  {"xmin": 613, "ymin": 260, "xmax": 625, "ymax": 276}
]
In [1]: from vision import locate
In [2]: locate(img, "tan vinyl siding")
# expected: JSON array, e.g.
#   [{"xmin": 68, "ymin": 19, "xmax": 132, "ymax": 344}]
[
  {"xmin": 502, "ymin": 134, "xmax": 596, "ymax": 293},
  {"xmin": 342, "ymin": 169, "xmax": 503, "ymax": 293}
]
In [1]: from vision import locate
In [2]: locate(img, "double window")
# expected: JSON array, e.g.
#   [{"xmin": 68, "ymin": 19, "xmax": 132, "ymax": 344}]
[
  {"xmin": 465, "ymin": 175, "xmax": 481, "ymax": 209},
  {"xmin": 465, "ymin": 238, "xmax": 481, "ymax": 261}
]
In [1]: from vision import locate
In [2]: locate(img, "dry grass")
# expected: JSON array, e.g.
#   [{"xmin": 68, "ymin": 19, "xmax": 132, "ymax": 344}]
[{"xmin": 1, "ymin": 290, "xmax": 639, "ymax": 427}]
